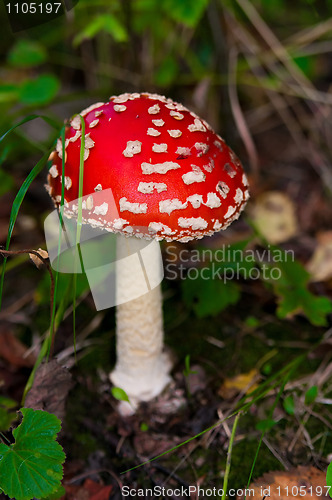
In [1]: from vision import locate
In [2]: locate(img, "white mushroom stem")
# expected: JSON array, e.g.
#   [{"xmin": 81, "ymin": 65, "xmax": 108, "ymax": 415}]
[{"xmin": 110, "ymin": 234, "xmax": 172, "ymax": 413}]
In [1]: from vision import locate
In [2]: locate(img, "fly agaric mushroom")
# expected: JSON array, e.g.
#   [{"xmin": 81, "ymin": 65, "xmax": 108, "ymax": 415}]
[{"xmin": 46, "ymin": 92, "xmax": 249, "ymax": 413}]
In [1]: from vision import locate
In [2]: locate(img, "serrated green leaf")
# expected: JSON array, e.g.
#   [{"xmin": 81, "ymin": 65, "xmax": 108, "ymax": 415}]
[
  {"xmin": 305, "ymin": 386, "xmax": 318, "ymax": 405},
  {"xmin": 20, "ymin": 74, "xmax": 60, "ymax": 105},
  {"xmin": 111, "ymin": 387, "xmax": 130, "ymax": 403},
  {"xmin": 8, "ymin": 39, "xmax": 47, "ymax": 68},
  {"xmin": 0, "ymin": 408, "xmax": 65, "ymax": 500},
  {"xmin": 44, "ymin": 484, "xmax": 66, "ymax": 499}
]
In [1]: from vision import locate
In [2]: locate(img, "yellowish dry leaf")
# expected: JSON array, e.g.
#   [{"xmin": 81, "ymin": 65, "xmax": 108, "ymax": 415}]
[
  {"xmin": 218, "ymin": 368, "xmax": 260, "ymax": 399},
  {"xmin": 250, "ymin": 191, "xmax": 298, "ymax": 244},
  {"xmin": 29, "ymin": 248, "xmax": 49, "ymax": 269},
  {"xmin": 307, "ymin": 231, "xmax": 332, "ymax": 282}
]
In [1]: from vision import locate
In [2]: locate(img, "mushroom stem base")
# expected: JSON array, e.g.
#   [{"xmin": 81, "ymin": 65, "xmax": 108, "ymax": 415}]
[{"xmin": 110, "ymin": 235, "xmax": 171, "ymax": 414}]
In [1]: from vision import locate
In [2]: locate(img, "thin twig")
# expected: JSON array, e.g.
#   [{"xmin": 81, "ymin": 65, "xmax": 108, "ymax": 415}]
[{"xmin": 262, "ymin": 437, "xmax": 290, "ymax": 470}]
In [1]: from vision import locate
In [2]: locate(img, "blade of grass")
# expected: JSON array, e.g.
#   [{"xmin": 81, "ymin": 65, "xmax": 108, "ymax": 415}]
[
  {"xmin": 221, "ymin": 412, "xmax": 241, "ymax": 500},
  {"xmin": 0, "ymin": 148, "xmax": 51, "ymax": 311},
  {"xmin": 0, "ymin": 115, "xmax": 59, "ymax": 145},
  {"xmin": 48, "ymin": 126, "xmax": 67, "ymax": 357},
  {"xmin": 72, "ymin": 116, "xmax": 86, "ymax": 356}
]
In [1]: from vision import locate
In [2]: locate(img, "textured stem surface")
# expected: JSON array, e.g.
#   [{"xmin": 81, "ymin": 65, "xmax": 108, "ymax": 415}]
[{"xmin": 110, "ymin": 235, "xmax": 171, "ymax": 412}]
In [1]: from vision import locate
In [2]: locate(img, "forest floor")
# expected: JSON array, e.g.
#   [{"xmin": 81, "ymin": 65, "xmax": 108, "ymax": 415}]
[{"xmin": 0, "ymin": 121, "xmax": 331, "ymax": 499}]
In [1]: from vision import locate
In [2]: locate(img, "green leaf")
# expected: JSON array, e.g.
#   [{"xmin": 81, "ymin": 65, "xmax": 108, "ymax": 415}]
[
  {"xmin": 111, "ymin": 387, "xmax": 130, "ymax": 404},
  {"xmin": 283, "ymin": 395, "xmax": 295, "ymax": 415},
  {"xmin": 162, "ymin": 0, "xmax": 209, "ymax": 27},
  {"xmin": 293, "ymin": 55, "xmax": 315, "ymax": 79},
  {"xmin": 327, "ymin": 460, "xmax": 332, "ymax": 497},
  {"xmin": 20, "ymin": 74, "xmax": 60, "ymax": 105},
  {"xmin": 0, "ymin": 84, "xmax": 19, "ymax": 103},
  {"xmin": 0, "ymin": 396, "xmax": 17, "ymax": 410},
  {"xmin": 261, "ymin": 254, "xmax": 332, "ymax": 326},
  {"xmin": 304, "ymin": 386, "xmax": 318, "ymax": 405},
  {"xmin": 74, "ymin": 14, "xmax": 128, "ymax": 46},
  {"xmin": 8, "ymin": 39, "xmax": 47, "ymax": 67},
  {"xmin": 45, "ymin": 484, "xmax": 66, "ymax": 499},
  {"xmin": 244, "ymin": 316, "xmax": 261, "ymax": 328},
  {"xmin": 255, "ymin": 418, "xmax": 277, "ymax": 432},
  {"xmin": 183, "ymin": 354, "xmax": 197, "ymax": 377},
  {"xmin": 0, "ymin": 408, "xmax": 65, "ymax": 500},
  {"xmin": 182, "ymin": 268, "xmax": 240, "ymax": 318}
]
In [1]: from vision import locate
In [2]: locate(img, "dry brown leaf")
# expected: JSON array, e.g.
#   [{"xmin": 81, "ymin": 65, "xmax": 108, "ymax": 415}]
[
  {"xmin": 24, "ymin": 359, "xmax": 74, "ymax": 421},
  {"xmin": 237, "ymin": 466, "xmax": 329, "ymax": 500},
  {"xmin": 83, "ymin": 479, "xmax": 113, "ymax": 500},
  {"xmin": 60, "ymin": 480, "xmax": 113, "ymax": 500},
  {"xmin": 218, "ymin": 368, "xmax": 260, "ymax": 399},
  {"xmin": 29, "ymin": 248, "xmax": 49, "ymax": 269},
  {"xmin": 250, "ymin": 191, "xmax": 298, "ymax": 244},
  {"xmin": 307, "ymin": 231, "xmax": 332, "ymax": 282}
]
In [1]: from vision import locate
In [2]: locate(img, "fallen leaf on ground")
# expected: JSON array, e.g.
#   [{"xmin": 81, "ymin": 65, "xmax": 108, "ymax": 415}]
[
  {"xmin": 218, "ymin": 369, "xmax": 260, "ymax": 399},
  {"xmin": 60, "ymin": 479, "xmax": 113, "ymax": 500},
  {"xmin": 307, "ymin": 231, "xmax": 332, "ymax": 282},
  {"xmin": 237, "ymin": 466, "xmax": 330, "ymax": 500},
  {"xmin": 83, "ymin": 479, "xmax": 113, "ymax": 500},
  {"xmin": 25, "ymin": 359, "xmax": 74, "ymax": 421},
  {"xmin": 250, "ymin": 191, "xmax": 298, "ymax": 244}
]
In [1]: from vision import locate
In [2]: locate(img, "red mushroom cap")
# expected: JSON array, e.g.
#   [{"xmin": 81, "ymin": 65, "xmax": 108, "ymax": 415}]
[{"xmin": 47, "ymin": 92, "xmax": 249, "ymax": 242}]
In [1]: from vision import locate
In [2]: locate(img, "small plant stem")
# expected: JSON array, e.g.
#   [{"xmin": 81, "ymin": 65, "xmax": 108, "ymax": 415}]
[{"xmin": 221, "ymin": 411, "xmax": 241, "ymax": 500}]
